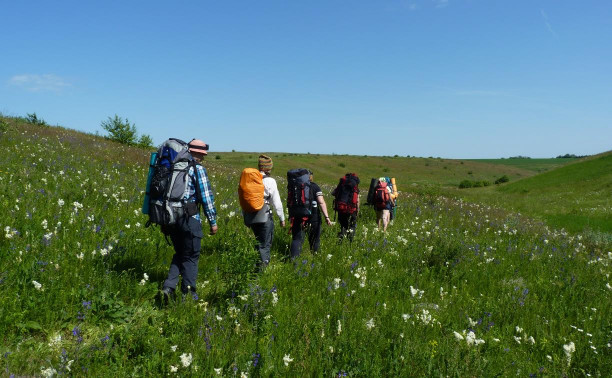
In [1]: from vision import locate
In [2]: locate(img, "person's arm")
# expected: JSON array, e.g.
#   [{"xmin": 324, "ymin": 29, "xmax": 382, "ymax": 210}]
[
  {"xmin": 317, "ymin": 195, "xmax": 333, "ymax": 226},
  {"xmin": 195, "ymin": 165, "xmax": 218, "ymax": 234}
]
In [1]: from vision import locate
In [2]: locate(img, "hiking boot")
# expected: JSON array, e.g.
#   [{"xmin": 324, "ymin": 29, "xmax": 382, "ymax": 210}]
[{"xmin": 160, "ymin": 287, "xmax": 175, "ymax": 304}]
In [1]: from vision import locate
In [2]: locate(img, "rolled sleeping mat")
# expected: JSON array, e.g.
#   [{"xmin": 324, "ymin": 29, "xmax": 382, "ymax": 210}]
[
  {"xmin": 391, "ymin": 177, "xmax": 398, "ymax": 199},
  {"xmin": 367, "ymin": 178, "xmax": 379, "ymax": 205},
  {"xmin": 142, "ymin": 152, "xmax": 158, "ymax": 214}
]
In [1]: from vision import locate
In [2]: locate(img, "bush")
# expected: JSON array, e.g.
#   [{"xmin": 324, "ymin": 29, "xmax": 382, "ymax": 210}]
[
  {"xmin": 495, "ymin": 175, "xmax": 510, "ymax": 185},
  {"xmin": 0, "ymin": 119, "xmax": 10, "ymax": 133},
  {"xmin": 459, "ymin": 180, "xmax": 473, "ymax": 189},
  {"xmin": 216, "ymin": 155, "xmax": 221, "ymax": 160},
  {"xmin": 101, "ymin": 115, "xmax": 138, "ymax": 146},
  {"xmin": 137, "ymin": 134, "xmax": 154, "ymax": 149},
  {"xmin": 25, "ymin": 112, "xmax": 47, "ymax": 126},
  {"xmin": 338, "ymin": 162, "xmax": 346, "ymax": 168}
]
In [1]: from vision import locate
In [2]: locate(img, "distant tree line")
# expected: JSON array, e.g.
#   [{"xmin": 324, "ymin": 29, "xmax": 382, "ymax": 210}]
[{"xmin": 556, "ymin": 153, "xmax": 589, "ymax": 159}]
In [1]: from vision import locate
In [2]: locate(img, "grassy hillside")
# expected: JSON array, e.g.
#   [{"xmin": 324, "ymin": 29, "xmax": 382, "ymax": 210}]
[
  {"xmin": 1, "ymin": 117, "xmax": 610, "ymax": 376},
  {"xmin": 469, "ymin": 158, "xmax": 578, "ymax": 173},
  {"xmin": 213, "ymin": 151, "xmax": 543, "ymax": 189},
  {"xmin": 455, "ymin": 152, "xmax": 612, "ymax": 235}
]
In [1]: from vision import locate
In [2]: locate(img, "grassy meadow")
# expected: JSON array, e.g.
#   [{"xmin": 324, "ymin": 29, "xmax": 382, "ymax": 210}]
[{"xmin": 0, "ymin": 116, "xmax": 610, "ymax": 376}]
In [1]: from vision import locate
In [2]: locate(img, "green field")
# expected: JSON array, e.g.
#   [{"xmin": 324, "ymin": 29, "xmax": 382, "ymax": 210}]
[
  {"xmin": 469, "ymin": 158, "xmax": 577, "ymax": 173},
  {"xmin": 0, "ymin": 116, "xmax": 610, "ymax": 376}
]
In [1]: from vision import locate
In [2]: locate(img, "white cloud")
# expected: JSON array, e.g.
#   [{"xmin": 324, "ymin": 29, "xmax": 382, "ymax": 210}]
[
  {"xmin": 540, "ymin": 9, "xmax": 558, "ymax": 39},
  {"xmin": 8, "ymin": 74, "xmax": 71, "ymax": 92},
  {"xmin": 433, "ymin": 0, "xmax": 449, "ymax": 8}
]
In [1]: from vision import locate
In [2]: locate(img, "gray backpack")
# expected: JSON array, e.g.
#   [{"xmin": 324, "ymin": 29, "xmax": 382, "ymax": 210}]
[{"xmin": 147, "ymin": 139, "xmax": 201, "ymax": 228}]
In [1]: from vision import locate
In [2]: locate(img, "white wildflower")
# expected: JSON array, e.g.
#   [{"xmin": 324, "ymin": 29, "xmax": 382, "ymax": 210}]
[
  {"xmin": 365, "ymin": 318, "xmax": 375, "ymax": 330},
  {"xmin": 41, "ymin": 219, "xmax": 48, "ymax": 230},
  {"xmin": 170, "ymin": 365, "xmax": 178, "ymax": 373},
  {"xmin": 216, "ymin": 315, "xmax": 223, "ymax": 321},
  {"xmin": 453, "ymin": 331, "xmax": 464, "ymax": 341},
  {"xmin": 283, "ymin": 354, "xmax": 293, "ymax": 366},
  {"xmin": 180, "ymin": 352, "xmax": 192, "ymax": 367},
  {"xmin": 58, "ymin": 199, "xmax": 65, "ymax": 207},
  {"xmin": 32, "ymin": 280, "xmax": 42, "ymax": 290},
  {"xmin": 514, "ymin": 336, "xmax": 522, "ymax": 344},
  {"xmin": 515, "ymin": 326, "xmax": 523, "ymax": 333},
  {"xmin": 526, "ymin": 336, "xmax": 536, "ymax": 344},
  {"xmin": 272, "ymin": 291, "xmax": 278, "ymax": 306},
  {"xmin": 563, "ymin": 341, "xmax": 575, "ymax": 366},
  {"xmin": 337, "ymin": 320, "xmax": 342, "ymax": 335},
  {"xmin": 41, "ymin": 367, "xmax": 57, "ymax": 377},
  {"xmin": 76, "ymin": 252, "xmax": 84, "ymax": 260},
  {"xmin": 214, "ymin": 368, "xmax": 222, "ymax": 375},
  {"xmin": 171, "ymin": 345, "xmax": 178, "ymax": 352},
  {"xmin": 333, "ymin": 278, "xmax": 341, "ymax": 289},
  {"xmin": 327, "ymin": 254, "xmax": 333, "ymax": 260}
]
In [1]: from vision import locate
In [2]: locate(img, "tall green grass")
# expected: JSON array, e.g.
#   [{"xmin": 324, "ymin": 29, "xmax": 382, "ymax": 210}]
[{"xmin": 0, "ymin": 117, "xmax": 610, "ymax": 376}]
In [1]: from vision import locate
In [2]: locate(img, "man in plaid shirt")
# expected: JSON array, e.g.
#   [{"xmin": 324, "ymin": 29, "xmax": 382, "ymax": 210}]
[{"xmin": 162, "ymin": 139, "xmax": 217, "ymax": 301}]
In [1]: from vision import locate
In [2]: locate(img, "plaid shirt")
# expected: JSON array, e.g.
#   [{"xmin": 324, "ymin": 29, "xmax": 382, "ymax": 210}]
[{"xmin": 185, "ymin": 163, "xmax": 217, "ymax": 225}]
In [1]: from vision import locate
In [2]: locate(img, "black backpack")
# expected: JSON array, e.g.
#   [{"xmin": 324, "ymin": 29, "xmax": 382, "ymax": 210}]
[
  {"xmin": 287, "ymin": 169, "xmax": 312, "ymax": 218},
  {"xmin": 333, "ymin": 173, "xmax": 360, "ymax": 215}
]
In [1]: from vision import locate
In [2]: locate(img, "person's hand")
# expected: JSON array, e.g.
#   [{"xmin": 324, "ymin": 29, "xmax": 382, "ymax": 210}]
[
  {"xmin": 325, "ymin": 217, "xmax": 333, "ymax": 226},
  {"xmin": 210, "ymin": 224, "xmax": 218, "ymax": 235},
  {"xmin": 281, "ymin": 220, "xmax": 286, "ymax": 228}
]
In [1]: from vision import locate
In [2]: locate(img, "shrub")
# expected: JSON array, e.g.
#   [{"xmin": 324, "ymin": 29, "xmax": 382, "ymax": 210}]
[
  {"xmin": 216, "ymin": 155, "xmax": 221, "ymax": 160},
  {"xmin": 495, "ymin": 175, "xmax": 510, "ymax": 185},
  {"xmin": 338, "ymin": 162, "xmax": 346, "ymax": 168},
  {"xmin": 137, "ymin": 134, "xmax": 154, "ymax": 149},
  {"xmin": 25, "ymin": 112, "xmax": 47, "ymax": 126},
  {"xmin": 0, "ymin": 119, "xmax": 9, "ymax": 133},
  {"xmin": 459, "ymin": 180, "xmax": 473, "ymax": 189},
  {"xmin": 101, "ymin": 115, "xmax": 138, "ymax": 146}
]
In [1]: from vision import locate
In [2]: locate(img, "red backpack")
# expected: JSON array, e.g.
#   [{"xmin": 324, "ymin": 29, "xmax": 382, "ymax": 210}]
[
  {"xmin": 333, "ymin": 173, "xmax": 360, "ymax": 215},
  {"xmin": 374, "ymin": 181, "xmax": 390, "ymax": 210}
]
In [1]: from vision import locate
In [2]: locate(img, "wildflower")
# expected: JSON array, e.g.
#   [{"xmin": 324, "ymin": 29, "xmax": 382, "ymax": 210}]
[
  {"xmin": 563, "ymin": 341, "xmax": 575, "ymax": 366},
  {"xmin": 272, "ymin": 291, "xmax": 278, "ymax": 306},
  {"xmin": 139, "ymin": 273, "xmax": 149, "ymax": 286},
  {"xmin": 180, "ymin": 353, "xmax": 192, "ymax": 367},
  {"xmin": 515, "ymin": 326, "xmax": 523, "ymax": 333},
  {"xmin": 240, "ymin": 372, "xmax": 248, "ymax": 378},
  {"xmin": 58, "ymin": 199, "xmax": 64, "ymax": 207},
  {"xmin": 283, "ymin": 354, "xmax": 293, "ymax": 366},
  {"xmin": 337, "ymin": 320, "xmax": 342, "ymax": 335},
  {"xmin": 466, "ymin": 331, "xmax": 476, "ymax": 345},
  {"xmin": 214, "ymin": 367, "xmax": 222, "ymax": 375},
  {"xmin": 514, "ymin": 336, "xmax": 522, "ymax": 344},
  {"xmin": 41, "ymin": 219, "xmax": 48, "ymax": 230},
  {"xmin": 41, "ymin": 367, "xmax": 57, "ymax": 377},
  {"xmin": 365, "ymin": 318, "xmax": 375, "ymax": 330},
  {"xmin": 171, "ymin": 345, "xmax": 178, "ymax": 352},
  {"xmin": 546, "ymin": 355, "xmax": 552, "ymax": 362},
  {"xmin": 329, "ymin": 346, "xmax": 334, "ymax": 353},
  {"xmin": 216, "ymin": 315, "xmax": 223, "ymax": 321},
  {"xmin": 170, "ymin": 365, "xmax": 178, "ymax": 373},
  {"xmin": 333, "ymin": 278, "xmax": 341, "ymax": 289},
  {"xmin": 32, "ymin": 280, "xmax": 43, "ymax": 290},
  {"xmin": 402, "ymin": 314, "xmax": 409, "ymax": 322},
  {"xmin": 526, "ymin": 336, "xmax": 536, "ymax": 344},
  {"xmin": 453, "ymin": 331, "xmax": 464, "ymax": 341},
  {"xmin": 327, "ymin": 254, "xmax": 333, "ymax": 260}
]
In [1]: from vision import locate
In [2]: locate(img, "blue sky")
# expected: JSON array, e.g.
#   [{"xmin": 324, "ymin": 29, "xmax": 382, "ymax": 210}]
[{"xmin": 1, "ymin": 0, "xmax": 610, "ymax": 158}]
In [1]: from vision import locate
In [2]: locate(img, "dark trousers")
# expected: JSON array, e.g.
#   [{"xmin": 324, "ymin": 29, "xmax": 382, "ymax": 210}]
[
  {"xmin": 163, "ymin": 217, "xmax": 202, "ymax": 294},
  {"xmin": 249, "ymin": 216, "xmax": 274, "ymax": 267},
  {"xmin": 337, "ymin": 213, "xmax": 357, "ymax": 241},
  {"xmin": 290, "ymin": 219, "xmax": 321, "ymax": 258}
]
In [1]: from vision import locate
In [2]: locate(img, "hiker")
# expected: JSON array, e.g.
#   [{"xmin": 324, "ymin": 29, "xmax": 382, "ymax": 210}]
[
  {"xmin": 240, "ymin": 155, "xmax": 286, "ymax": 269},
  {"xmin": 288, "ymin": 170, "xmax": 333, "ymax": 258},
  {"xmin": 374, "ymin": 177, "xmax": 394, "ymax": 232},
  {"xmin": 161, "ymin": 139, "xmax": 217, "ymax": 300},
  {"xmin": 332, "ymin": 173, "xmax": 360, "ymax": 242}
]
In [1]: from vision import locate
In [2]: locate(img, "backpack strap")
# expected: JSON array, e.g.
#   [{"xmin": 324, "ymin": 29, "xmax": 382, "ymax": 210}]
[{"xmin": 190, "ymin": 160, "xmax": 203, "ymax": 213}]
